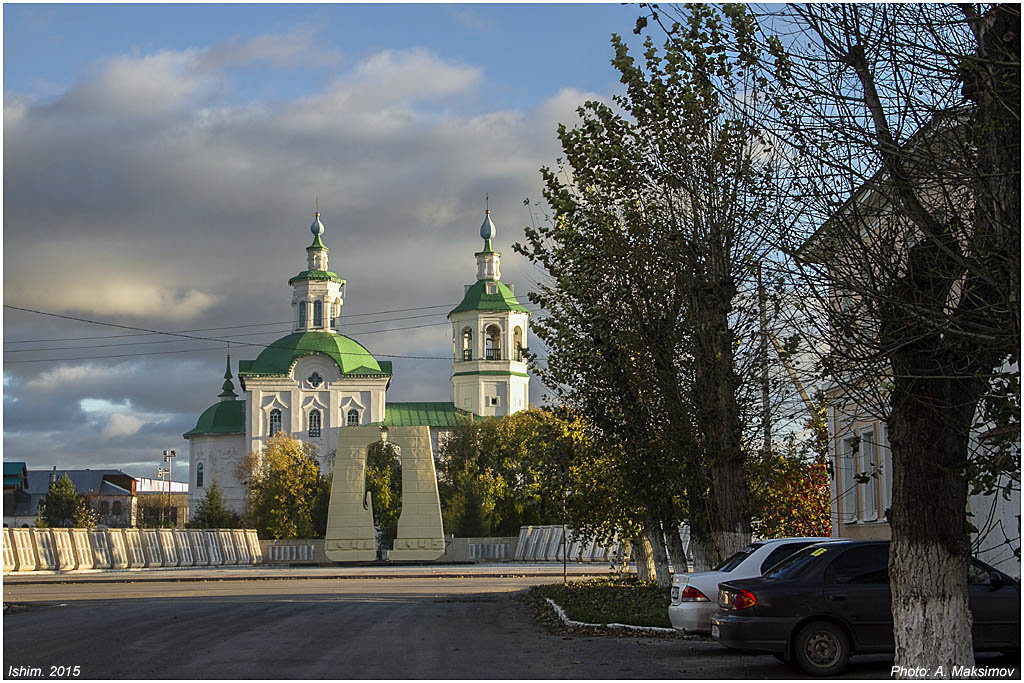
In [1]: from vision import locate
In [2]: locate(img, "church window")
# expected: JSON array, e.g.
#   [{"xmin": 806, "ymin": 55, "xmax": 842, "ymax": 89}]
[
  {"xmin": 309, "ymin": 409, "xmax": 322, "ymax": 438},
  {"xmin": 461, "ymin": 327, "xmax": 473, "ymax": 361},
  {"xmin": 308, "ymin": 372, "xmax": 323, "ymax": 388},
  {"xmin": 347, "ymin": 409, "xmax": 360, "ymax": 426},
  {"xmin": 299, "ymin": 303, "xmax": 307, "ymax": 328},
  {"xmin": 485, "ymin": 324, "xmax": 501, "ymax": 360},
  {"xmin": 112, "ymin": 501, "xmax": 122, "ymax": 516},
  {"xmin": 313, "ymin": 300, "xmax": 323, "ymax": 327},
  {"xmin": 269, "ymin": 409, "xmax": 282, "ymax": 436},
  {"xmin": 196, "ymin": 463, "xmax": 204, "ymax": 488},
  {"xmin": 513, "ymin": 326, "xmax": 524, "ymax": 361}
]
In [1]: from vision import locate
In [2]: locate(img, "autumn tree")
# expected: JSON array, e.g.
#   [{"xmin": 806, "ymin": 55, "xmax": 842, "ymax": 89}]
[
  {"xmin": 237, "ymin": 432, "xmax": 330, "ymax": 540},
  {"xmin": 641, "ymin": 2, "xmax": 1019, "ymax": 671},
  {"xmin": 36, "ymin": 473, "xmax": 95, "ymax": 528},
  {"xmin": 365, "ymin": 440, "xmax": 402, "ymax": 549}
]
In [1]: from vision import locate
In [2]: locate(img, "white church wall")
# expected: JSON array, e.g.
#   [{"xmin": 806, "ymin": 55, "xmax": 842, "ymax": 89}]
[{"xmin": 188, "ymin": 433, "xmax": 247, "ymax": 518}]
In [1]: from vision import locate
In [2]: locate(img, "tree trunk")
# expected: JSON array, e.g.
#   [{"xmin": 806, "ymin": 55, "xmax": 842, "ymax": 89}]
[
  {"xmin": 631, "ymin": 534, "xmax": 656, "ymax": 582},
  {"xmin": 645, "ymin": 519, "xmax": 672, "ymax": 587},
  {"xmin": 888, "ymin": 373, "xmax": 981, "ymax": 676},
  {"xmin": 664, "ymin": 519, "xmax": 689, "ymax": 575}
]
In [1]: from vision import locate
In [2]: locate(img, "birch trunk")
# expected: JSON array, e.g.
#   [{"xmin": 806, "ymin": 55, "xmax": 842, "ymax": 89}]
[
  {"xmin": 631, "ymin": 534, "xmax": 656, "ymax": 582},
  {"xmin": 645, "ymin": 519, "xmax": 672, "ymax": 587},
  {"xmin": 664, "ymin": 520, "xmax": 689, "ymax": 575}
]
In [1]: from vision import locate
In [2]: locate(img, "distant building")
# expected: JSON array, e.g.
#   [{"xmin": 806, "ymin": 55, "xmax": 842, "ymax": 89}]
[
  {"xmin": 3, "ymin": 468, "xmax": 137, "ymax": 528},
  {"xmin": 183, "ymin": 207, "xmax": 532, "ymax": 518}
]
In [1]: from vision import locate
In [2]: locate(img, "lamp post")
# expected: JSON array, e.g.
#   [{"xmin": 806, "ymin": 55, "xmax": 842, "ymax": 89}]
[
  {"xmin": 157, "ymin": 466, "xmax": 169, "ymax": 526},
  {"xmin": 162, "ymin": 449, "xmax": 176, "ymax": 526}
]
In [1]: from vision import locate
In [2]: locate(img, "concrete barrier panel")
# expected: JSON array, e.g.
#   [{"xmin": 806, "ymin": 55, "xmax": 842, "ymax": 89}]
[
  {"xmin": 107, "ymin": 529, "xmax": 129, "ymax": 569},
  {"xmin": 122, "ymin": 529, "xmax": 148, "ymax": 568},
  {"xmin": 205, "ymin": 531, "xmax": 224, "ymax": 565},
  {"xmin": 188, "ymin": 530, "xmax": 210, "ymax": 566},
  {"xmin": 514, "ymin": 526, "xmax": 532, "ymax": 560},
  {"xmin": 3, "ymin": 528, "xmax": 15, "ymax": 573},
  {"xmin": 545, "ymin": 526, "xmax": 564, "ymax": 561},
  {"xmin": 30, "ymin": 528, "xmax": 57, "ymax": 570},
  {"xmin": 232, "ymin": 529, "xmax": 252, "ymax": 565},
  {"xmin": 70, "ymin": 529, "xmax": 94, "ymax": 570},
  {"xmin": 245, "ymin": 530, "xmax": 262, "ymax": 564},
  {"xmin": 51, "ymin": 528, "xmax": 76, "ymax": 570},
  {"xmin": 156, "ymin": 529, "xmax": 179, "ymax": 566},
  {"xmin": 526, "ymin": 526, "xmax": 547, "ymax": 561},
  {"xmin": 174, "ymin": 530, "xmax": 194, "ymax": 566},
  {"xmin": 217, "ymin": 530, "xmax": 237, "ymax": 565},
  {"xmin": 88, "ymin": 530, "xmax": 112, "ymax": 569},
  {"xmin": 140, "ymin": 529, "xmax": 163, "ymax": 567},
  {"xmin": 11, "ymin": 528, "xmax": 38, "ymax": 572}
]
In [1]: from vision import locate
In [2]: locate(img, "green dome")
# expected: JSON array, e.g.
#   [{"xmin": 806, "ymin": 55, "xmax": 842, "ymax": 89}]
[
  {"xmin": 183, "ymin": 400, "xmax": 244, "ymax": 438},
  {"xmin": 237, "ymin": 331, "xmax": 388, "ymax": 378},
  {"xmin": 449, "ymin": 279, "xmax": 530, "ymax": 316}
]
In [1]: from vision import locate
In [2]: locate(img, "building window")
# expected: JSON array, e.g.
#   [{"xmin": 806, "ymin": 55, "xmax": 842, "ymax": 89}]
[
  {"xmin": 112, "ymin": 501, "xmax": 122, "ymax": 517},
  {"xmin": 859, "ymin": 428, "xmax": 878, "ymax": 521},
  {"xmin": 100, "ymin": 500, "xmax": 110, "ymax": 516},
  {"xmin": 299, "ymin": 303, "xmax": 307, "ymax": 328},
  {"xmin": 347, "ymin": 409, "xmax": 360, "ymax": 426},
  {"xmin": 485, "ymin": 324, "xmax": 502, "ymax": 360},
  {"xmin": 489, "ymin": 397, "xmax": 499, "ymax": 406},
  {"xmin": 313, "ymin": 300, "xmax": 323, "ymax": 327},
  {"xmin": 461, "ymin": 327, "xmax": 473, "ymax": 361},
  {"xmin": 309, "ymin": 409, "xmax": 322, "ymax": 438},
  {"xmin": 270, "ymin": 408, "xmax": 282, "ymax": 436},
  {"xmin": 196, "ymin": 463, "xmax": 204, "ymax": 488},
  {"xmin": 308, "ymin": 372, "xmax": 323, "ymax": 388}
]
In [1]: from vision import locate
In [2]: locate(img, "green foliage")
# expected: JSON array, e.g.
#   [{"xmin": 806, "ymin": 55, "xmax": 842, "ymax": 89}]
[
  {"xmin": 365, "ymin": 441, "xmax": 402, "ymax": 547},
  {"xmin": 532, "ymin": 578, "xmax": 672, "ymax": 628},
  {"xmin": 188, "ymin": 479, "xmax": 241, "ymax": 529},
  {"xmin": 238, "ymin": 432, "xmax": 330, "ymax": 539},
  {"xmin": 36, "ymin": 474, "xmax": 95, "ymax": 528}
]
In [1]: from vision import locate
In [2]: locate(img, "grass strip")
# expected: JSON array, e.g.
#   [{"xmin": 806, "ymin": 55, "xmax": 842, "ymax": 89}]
[{"xmin": 531, "ymin": 577, "xmax": 673, "ymax": 628}]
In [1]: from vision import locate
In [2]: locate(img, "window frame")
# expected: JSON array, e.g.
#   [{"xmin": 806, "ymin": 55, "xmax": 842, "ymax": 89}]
[
  {"xmin": 269, "ymin": 408, "xmax": 282, "ymax": 436},
  {"xmin": 308, "ymin": 408, "xmax": 322, "ymax": 438}
]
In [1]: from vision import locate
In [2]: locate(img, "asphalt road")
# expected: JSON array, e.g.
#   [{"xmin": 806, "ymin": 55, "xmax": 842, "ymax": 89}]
[{"xmin": 3, "ymin": 576, "xmax": 1018, "ymax": 679}]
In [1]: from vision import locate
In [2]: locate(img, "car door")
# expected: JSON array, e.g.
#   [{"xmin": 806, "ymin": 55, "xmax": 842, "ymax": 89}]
[
  {"xmin": 822, "ymin": 544, "xmax": 893, "ymax": 652},
  {"xmin": 968, "ymin": 560, "xmax": 1021, "ymax": 649}
]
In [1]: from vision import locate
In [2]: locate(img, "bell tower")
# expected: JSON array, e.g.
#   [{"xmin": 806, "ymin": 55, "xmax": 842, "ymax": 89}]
[
  {"xmin": 289, "ymin": 207, "xmax": 346, "ymax": 333},
  {"xmin": 448, "ymin": 203, "xmax": 530, "ymax": 417}
]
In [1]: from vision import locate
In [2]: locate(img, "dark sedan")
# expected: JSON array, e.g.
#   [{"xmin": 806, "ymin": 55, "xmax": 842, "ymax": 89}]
[{"xmin": 710, "ymin": 540, "xmax": 1020, "ymax": 676}]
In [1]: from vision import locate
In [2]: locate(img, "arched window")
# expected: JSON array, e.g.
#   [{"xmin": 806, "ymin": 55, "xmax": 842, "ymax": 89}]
[
  {"xmin": 485, "ymin": 324, "xmax": 502, "ymax": 360},
  {"xmin": 513, "ymin": 326, "xmax": 524, "ymax": 361},
  {"xmin": 309, "ymin": 409, "xmax": 322, "ymax": 438},
  {"xmin": 99, "ymin": 500, "xmax": 110, "ymax": 516},
  {"xmin": 298, "ymin": 303, "xmax": 307, "ymax": 328},
  {"xmin": 461, "ymin": 327, "xmax": 473, "ymax": 361},
  {"xmin": 112, "ymin": 501, "xmax": 123, "ymax": 516},
  {"xmin": 269, "ymin": 408, "xmax": 282, "ymax": 436},
  {"xmin": 196, "ymin": 462, "xmax": 204, "ymax": 488},
  {"xmin": 347, "ymin": 409, "xmax": 360, "ymax": 426},
  {"xmin": 313, "ymin": 300, "xmax": 323, "ymax": 327}
]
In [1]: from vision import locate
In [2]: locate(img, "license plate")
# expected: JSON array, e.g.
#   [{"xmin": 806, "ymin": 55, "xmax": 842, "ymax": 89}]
[{"xmin": 711, "ymin": 624, "xmax": 720, "ymax": 640}]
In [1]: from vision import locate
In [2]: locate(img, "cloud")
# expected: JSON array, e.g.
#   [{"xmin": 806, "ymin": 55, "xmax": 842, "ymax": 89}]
[{"xmin": 198, "ymin": 25, "xmax": 344, "ymax": 71}]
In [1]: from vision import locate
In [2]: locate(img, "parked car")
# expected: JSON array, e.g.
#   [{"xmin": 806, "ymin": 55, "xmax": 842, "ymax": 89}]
[
  {"xmin": 668, "ymin": 537, "xmax": 842, "ymax": 634},
  {"xmin": 711, "ymin": 540, "xmax": 1020, "ymax": 676}
]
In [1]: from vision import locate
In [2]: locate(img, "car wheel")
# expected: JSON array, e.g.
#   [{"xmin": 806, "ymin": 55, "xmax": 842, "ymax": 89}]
[{"xmin": 793, "ymin": 621, "xmax": 850, "ymax": 676}]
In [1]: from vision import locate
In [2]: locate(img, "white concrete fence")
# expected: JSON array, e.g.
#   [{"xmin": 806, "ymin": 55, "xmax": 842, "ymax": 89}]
[
  {"xmin": 2, "ymin": 527, "xmax": 262, "ymax": 574},
  {"xmin": 513, "ymin": 525, "xmax": 628, "ymax": 563}
]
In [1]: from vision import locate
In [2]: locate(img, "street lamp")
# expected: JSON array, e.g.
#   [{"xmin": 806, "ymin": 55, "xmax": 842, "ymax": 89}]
[
  {"xmin": 162, "ymin": 449, "xmax": 177, "ymax": 526},
  {"xmin": 157, "ymin": 466, "xmax": 169, "ymax": 526}
]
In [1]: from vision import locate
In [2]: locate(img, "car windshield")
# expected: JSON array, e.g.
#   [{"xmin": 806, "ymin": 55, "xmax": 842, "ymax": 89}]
[
  {"xmin": 714, "ymin": 543, "xmax": 762, "ymax": 572},
  {"xmin": 763, "ymin": 544, "xmax": 831, "ymax": 580}
]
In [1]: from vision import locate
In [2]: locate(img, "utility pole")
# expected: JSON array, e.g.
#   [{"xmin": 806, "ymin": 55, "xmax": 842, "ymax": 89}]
[{"xmin": 163, "ymin": 449, "xmax": 177, "ymax": 527}]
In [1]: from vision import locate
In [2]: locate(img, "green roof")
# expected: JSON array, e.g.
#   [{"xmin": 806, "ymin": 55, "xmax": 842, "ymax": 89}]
[
  {"xmin": 237, "ymin": 331, "xmax": 391, "ymax": 378},
  {"xmin": 449, "ymin": 279, "xmax": 530, "ymax": 315},
  {"xmin": 4, "ymin": 461, "xmax": 27, "ymax": 488},
  {"xmin": 183, "ymin": 400, "xmax": 245, "ymax": 438},
  {"xmin": 288, "ymin": 269, "xmax": 345, "ymax": 285},
  {"xmin": 380, "ymin": 402, "xmax": 479, "ymax": 428}
]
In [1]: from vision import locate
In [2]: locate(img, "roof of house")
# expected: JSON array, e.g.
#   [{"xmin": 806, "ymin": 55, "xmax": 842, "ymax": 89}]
[
  {"xmin": 25, "ymin": 470, "xmax": 135, "ymax": 496},
  {"xmin": 449, "ymin": 279, "xmax": 530, "ymax": 316},
  {"xmin": 3, "ymin": 461, "xmax": 27, "ymax": 488},
  {"xmin": 237, "ymin": 331, "xmax": 391, "ymax": 379},
  {"xmin": 379, "ymin": 402, "xmax": 480, "ymax": 428},
  {"xmin": 183, "ymin": 399, "xmax": 246, "ymax": 438}
]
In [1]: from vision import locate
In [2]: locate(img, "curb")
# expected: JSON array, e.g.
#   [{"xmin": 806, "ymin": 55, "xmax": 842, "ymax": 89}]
[{"xmin": 543, "ymin": 597, "xmax": 679, "ymax": 634}]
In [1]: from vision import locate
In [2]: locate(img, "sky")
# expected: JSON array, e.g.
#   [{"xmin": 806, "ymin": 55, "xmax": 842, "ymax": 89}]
[{"xmin": 2, "ymin": 3, "xmax": 650, "ymax": 481}]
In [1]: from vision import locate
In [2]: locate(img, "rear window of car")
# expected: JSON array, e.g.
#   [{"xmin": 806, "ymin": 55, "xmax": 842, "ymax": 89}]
[
  {"xmin": 762, "ymin": 544, "xmax": 830, "ymax": 580},
  {"xmin": 826, "ymin": 545, "xmax": 890, "ymax": 584},
  {"xmin": 759, "ymin": 541, "xmax": 815, "ymax": 574},
  {"xmin": 714, "ymin": 543, "xmax": 763, "ymax": 572}
]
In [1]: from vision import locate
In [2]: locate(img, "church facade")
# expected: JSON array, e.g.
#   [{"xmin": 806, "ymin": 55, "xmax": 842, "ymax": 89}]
[{"xmin": 184, "ymin": 209, "xmax": 531, "ymax": 517}]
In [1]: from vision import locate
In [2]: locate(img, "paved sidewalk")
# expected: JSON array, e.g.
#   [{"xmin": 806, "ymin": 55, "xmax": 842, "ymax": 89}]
[{"xmin": 3, "ymin": 562, "xmax": 615, "ymax": 584}]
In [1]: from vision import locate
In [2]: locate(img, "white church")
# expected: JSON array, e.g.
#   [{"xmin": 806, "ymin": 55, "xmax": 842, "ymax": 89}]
[{"xmin": 183, "ymin": 208, "xmax": 531, "ymax": 516}]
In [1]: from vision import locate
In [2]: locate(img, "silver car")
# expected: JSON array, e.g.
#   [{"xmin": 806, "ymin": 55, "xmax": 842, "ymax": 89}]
[{"xmin": 668, "ymin": 537, "xmax": 842, "ymax": 634}]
